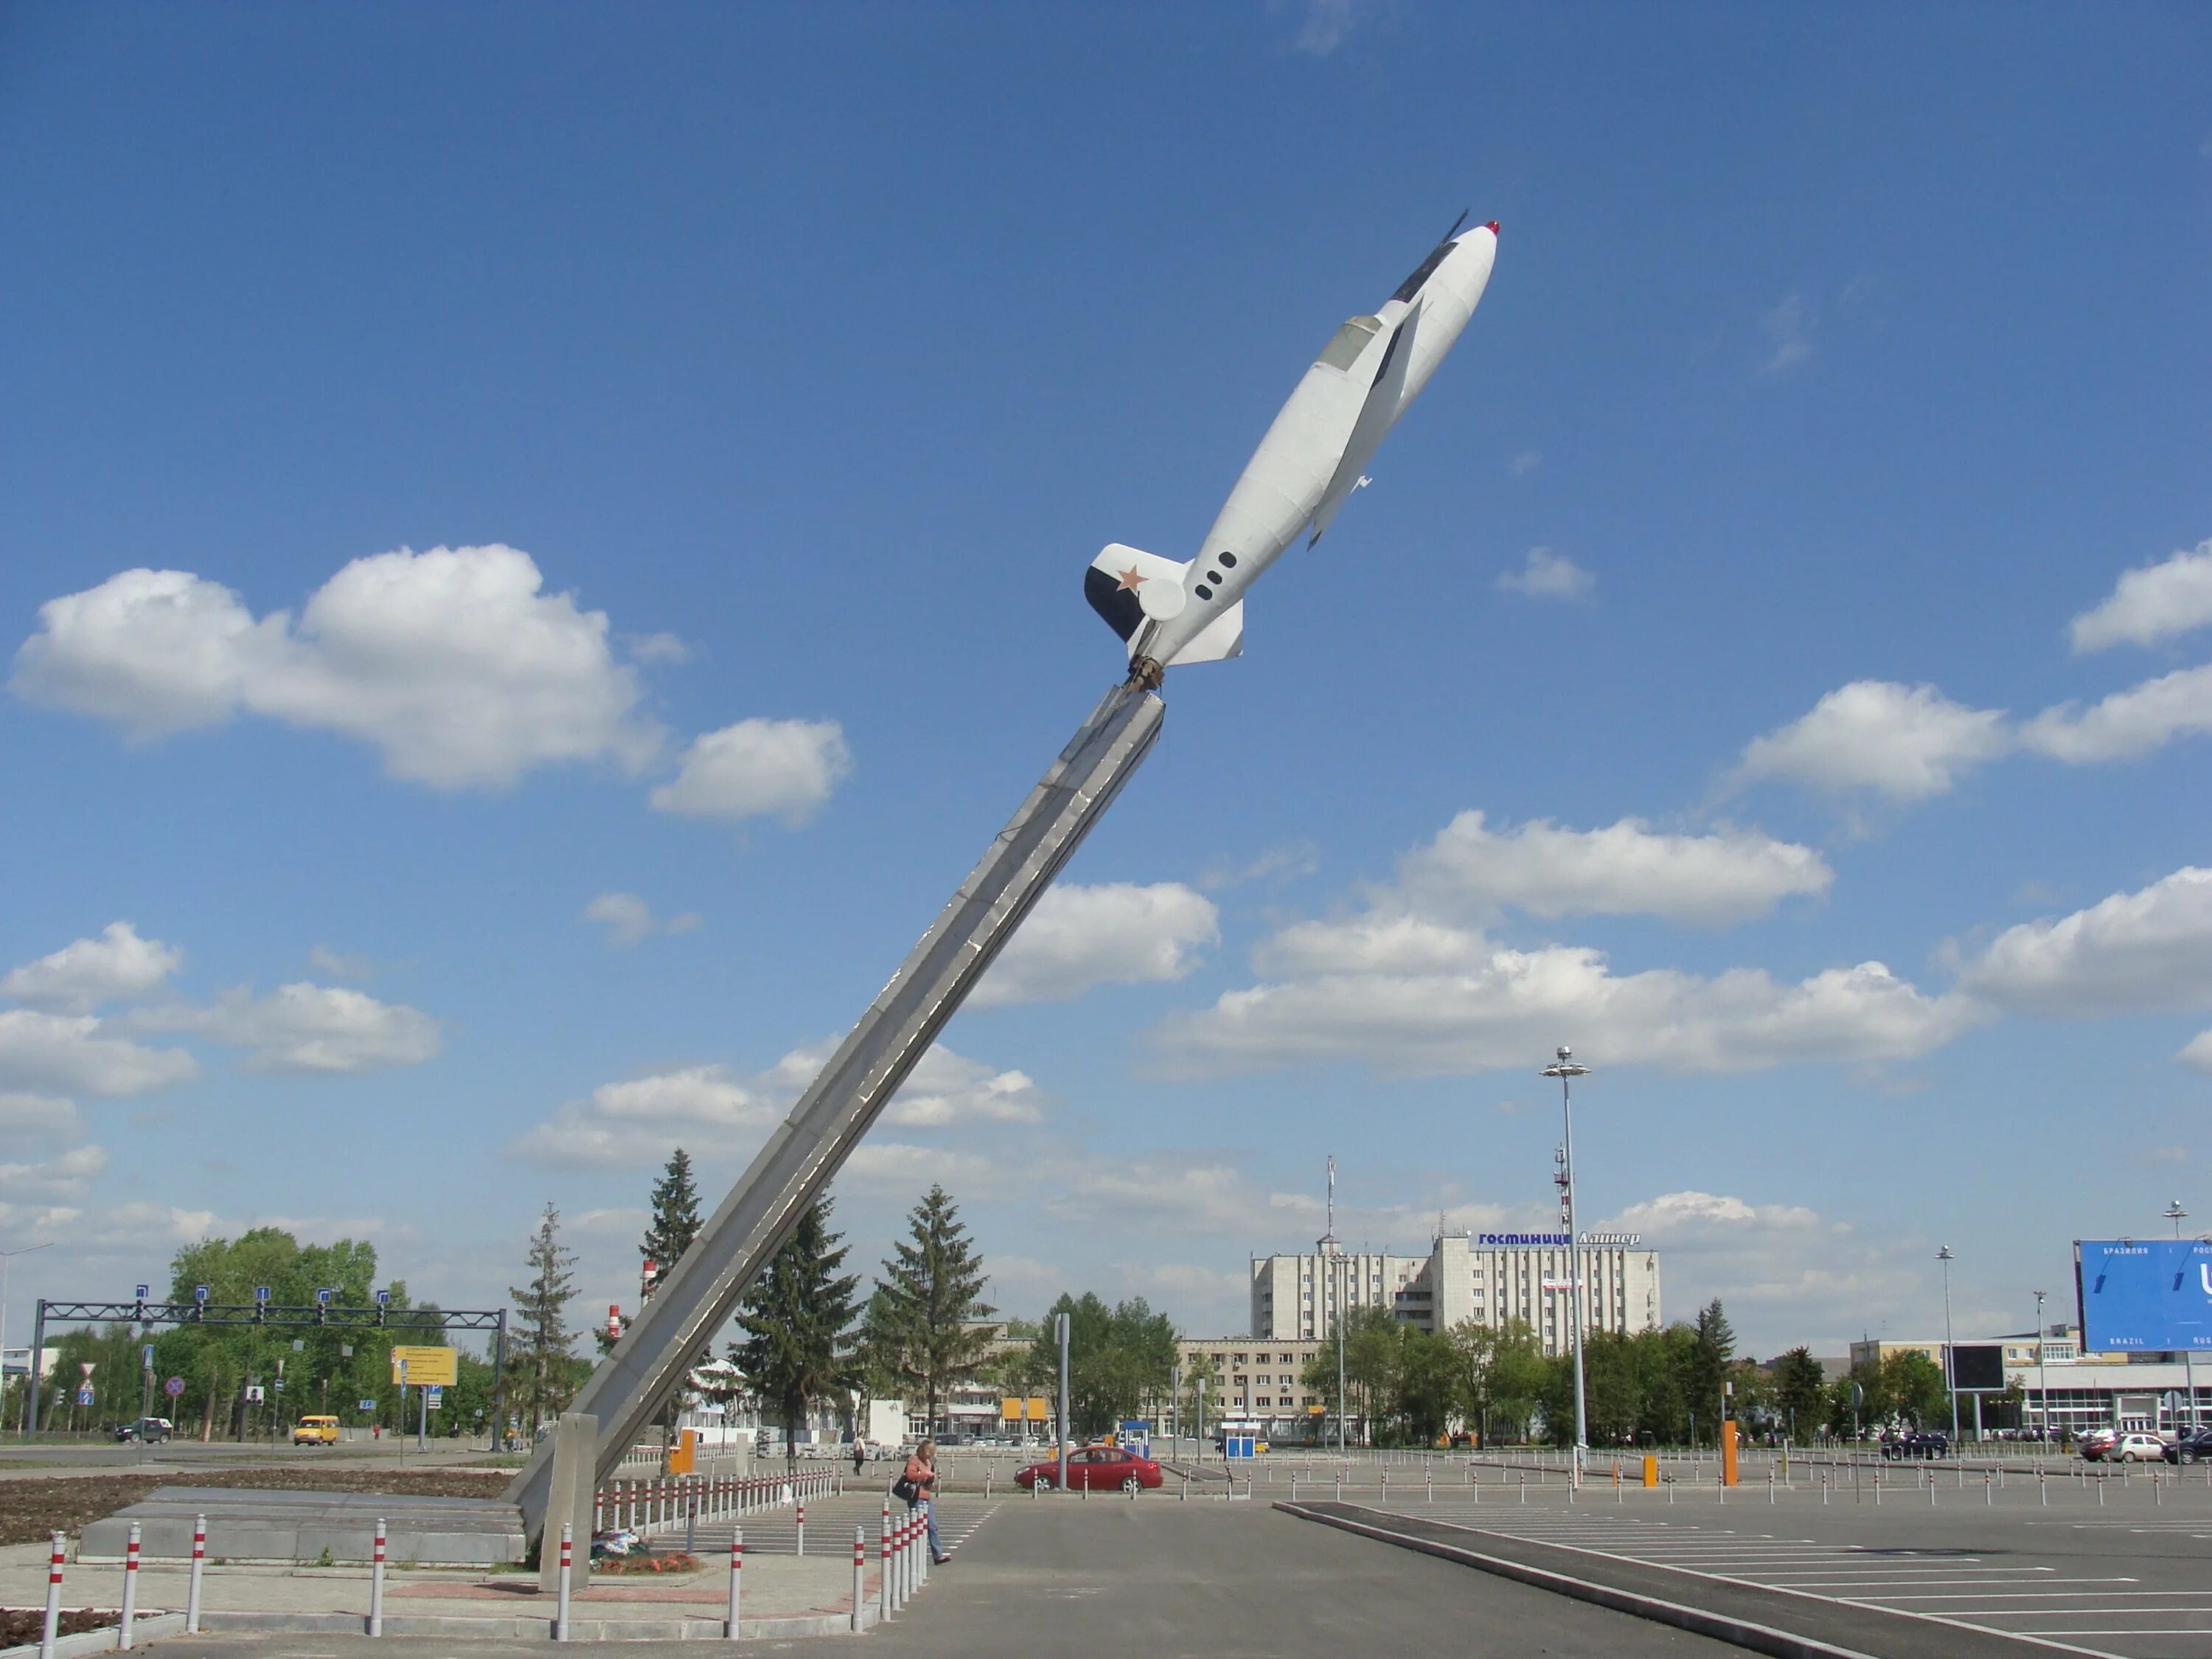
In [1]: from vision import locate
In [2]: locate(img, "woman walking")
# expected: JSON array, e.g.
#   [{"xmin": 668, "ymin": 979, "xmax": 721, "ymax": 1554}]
[{"xmin": 898, "ymin": 1439, "xmax": 950, "ymax": 1565}]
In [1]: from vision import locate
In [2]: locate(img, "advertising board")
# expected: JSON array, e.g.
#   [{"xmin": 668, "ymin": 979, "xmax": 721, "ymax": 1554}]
[{"xmin": 2076, "ymin": 1239, "xmax": 2212, "ymax": 1351}]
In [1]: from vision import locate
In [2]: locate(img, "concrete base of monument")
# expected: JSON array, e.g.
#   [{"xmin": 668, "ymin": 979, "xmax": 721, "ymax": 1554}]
[{"xmin": 77, "ymin": 1486, "xmax": 525, "ymax": 1566}]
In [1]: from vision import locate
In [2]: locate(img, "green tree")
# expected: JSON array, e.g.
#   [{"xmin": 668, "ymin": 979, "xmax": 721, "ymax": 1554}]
[
  {"xmin": 1686, "ymin": 1300, "xmax": 1735, "ymax": 1442},
  {"xmin": 509, "ymin": 1202, "xmax": 580, "ymax": 1437},
  {"xmin": 860, "ymin": 1186, "xmax": 996, "ymax": 1436},
  {"xmin": 1881, "ymin": 1349, "xmax": 1950, "ymax": 1428},
  {"xmin": 1027, "ymin": 1293, "xmax": 1177, "ymax": 1439},
  {"xmin": 731, "ymin": 1199, "xmax": 860, "ymax": 1469},
  {"xmin": 642, "ymin": 1147, "xmax": 703, "ymax": 1275},
  {"xmin": 1773, "ymin": 1348, "xmax": 1827, "ymax": 1441}
]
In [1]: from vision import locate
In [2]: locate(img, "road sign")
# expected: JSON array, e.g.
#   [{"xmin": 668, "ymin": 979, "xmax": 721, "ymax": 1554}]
[
  {"xmin": 79, "ymin": 1361, "xmax": 95, "ymax": 1377},
  {"xmin": 389, "ymin": 1346, "xmax": 457, "ymax": 1387},
  {"xmin": 316, "ymin": 1288, "xmax": 333, "ymax": 1304},
  {"xmin": 359, "ymin": 1398, "xmax": 377, "ymax": 1412},
  {"xmin": 243, "ymin": 1385, "xmax": 264, "ymax": 1402},
  {"xmin": 134, "ymin": 1284, "xmax": 150, "ymax": 1301},
  {"xmin": 194, "ymin": 1285, "xmax": 209, "ymax": 1303},
  {"xmin": 254, "ymin": 1286, "xmax": 271, "ymax": 1304},
  {"xmin": 75, "ymin": 1388, "xmax": 94, "ymax": 1407},
  {"xmin": 375, "ymin": 1290, "xmax": 391, "ymax": 1307},
  {"xmin": 164, "ymin": 1377, "xmax": 185, "ymax": 1397},
  {"xmin": 425, "ymin": 1385, "xmax": 444, "ymax": 1411}
]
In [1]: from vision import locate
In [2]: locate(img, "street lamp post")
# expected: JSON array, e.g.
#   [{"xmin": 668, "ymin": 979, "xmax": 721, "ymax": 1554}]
[
  {"xmin": 0, "ymin": 1244, "xmax": 54, "ymax": 1435},
  {"xmin": 2033, "ymin": 1289, "xmax": 2050, "ymax": 1450},
  {"xmin": 1935, "ymin": 1246, "xmax": 1961, "ymax": 1444},
  {"xmin": 2165, "ymin": 1202, "xmax": 2198, "ymax": 1433},
  {"xmin": 1541, "ymin": 1047, "xmax": 1590, "ymax": 1481}
]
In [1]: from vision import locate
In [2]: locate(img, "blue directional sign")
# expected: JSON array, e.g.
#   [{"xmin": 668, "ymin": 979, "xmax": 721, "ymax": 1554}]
[
  {"xmin": 360, "ymin": 1398, "xmax": 377, "ymax": 1412},
  {"xmin": 254, "ymin": 1286, "xmax": 271, "ymax": 1303},
  {"xmin": 194, "ymin": 1285, "xmax": 209, "ymax": 1303},
  {"xmin": 375, "ymin": 1290, "xmax": 391, "ymax": 1307},
  {"xmin": 316, "ymin": 1288, "xmax": 333, "ymax": 1305},
  {"xmin": 134, "ymin": 1284, "xmax": 150, "ymax": 1301},
  {"xmin": 75, "ymin": 1388, "xmax": 94, "ymax": 1407},
  {"xmin": 2078, "ymin": 1239, "xmax": 2212, "ymax": 1350},
  {"xmin": 425, "ymin": 1385, "xmax": 444, "ymax": 1411}
]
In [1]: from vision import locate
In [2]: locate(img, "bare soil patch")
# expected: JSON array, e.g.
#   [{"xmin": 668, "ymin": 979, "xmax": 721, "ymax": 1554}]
[{"xmin": 0, "ymin": 1467, "xmax": 511, "ymax": 1546}]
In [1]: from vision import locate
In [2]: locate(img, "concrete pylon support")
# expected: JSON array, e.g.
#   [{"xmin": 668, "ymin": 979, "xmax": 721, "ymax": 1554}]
[
  {"xmin": 538, "ymin": 1412, "xmax": 598, "ymax": 1591},
  {"xmin": 508, "ymin": 684, "xmax": 1166, "ymax": 1540}
]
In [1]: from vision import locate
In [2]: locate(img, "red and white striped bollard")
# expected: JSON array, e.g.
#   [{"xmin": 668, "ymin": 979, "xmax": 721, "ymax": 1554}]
[
  {"xmin": 39, "ymin": 1531, "xmax": 63, "ymax": 1659},
  {"xmin": 118, "ymin": 1521, "xmax": 140, "ymax": 1649},
  {"xmin": 724, "ymin": 1527, "xmax": 742, "ymax": 1641},
  {"xmin": 187, "ymin": 1514, "xmax": 206, "ymax": 1634}
]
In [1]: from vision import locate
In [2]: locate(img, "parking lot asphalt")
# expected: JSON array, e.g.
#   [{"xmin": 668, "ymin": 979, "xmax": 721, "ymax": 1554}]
[
  {"xmin": 145, "ymin": 1495, "xmax": 1743, "ymax": 1659},
  {"xmin": 1307, "ymin": 1476, "xmax": 2212, "ymax": 1658}
]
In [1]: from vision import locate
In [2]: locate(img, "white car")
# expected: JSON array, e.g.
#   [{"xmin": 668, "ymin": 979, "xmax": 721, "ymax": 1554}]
[{"xmin": 2110, "ymin": 1432, "xmax": 2168, "ymax": 1463}]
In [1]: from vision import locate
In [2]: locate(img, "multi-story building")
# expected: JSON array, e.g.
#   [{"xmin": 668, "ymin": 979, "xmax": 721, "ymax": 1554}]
[
  {"xmin": 1252, "ymin": 1228, "xmax": 1661, "ymax": 1356},
  {"xmin": 1173, "ymin": 1336, "xmax": 1329, "ymax": 1435}
]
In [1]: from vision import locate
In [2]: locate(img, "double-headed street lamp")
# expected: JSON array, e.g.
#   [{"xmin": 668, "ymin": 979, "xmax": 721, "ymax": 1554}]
[
  {"xmin": 2033, "ymin": 1288, "xmax": 2050, "ymax": 1447},
  {"xmin": 1, "ymin": 1244, "xmax": 54, "ymax": 1433},
  {"xmin": 2164, "ymin": 1201, "xmax": 2199, "ymax": 1433},
  {"xmin": 1935, "ymin": 1245, "xmax": 1961, "ymax": 1444},
  {"xmin": 1540, "ymin": 1046, "xmax": 1590, "ymax": 1480}
]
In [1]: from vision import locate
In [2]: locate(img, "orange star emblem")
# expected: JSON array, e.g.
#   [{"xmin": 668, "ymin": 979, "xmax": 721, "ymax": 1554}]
[{"xmin": 1116, "ymin": 566, "xmax": 1147, "ymax": 591}]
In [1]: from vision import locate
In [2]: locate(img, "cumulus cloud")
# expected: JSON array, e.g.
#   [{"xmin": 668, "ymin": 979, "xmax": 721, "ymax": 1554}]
[
  {"xmin": 1495, "ymin": 547, "xmax": 1594, "ymax": 601},
  {"xmin": 2180, "ymin": 1031, "xmax": 2212, "ymax": 1074},
  {"xmin": 2069, "ymin": 540, "xmax": 2212, "ymax": 652},
  {"xmin": 1507, "ymin": 450, "xmax": 1543, "ymax": 478},
  {"xmin": 1955, "ymin": 867, "xmax": 2212, "ymax": 1018},
  {"xmin": 974, "ymin": 882, "xmax": 1219, "ymax": 1007},
  {"xmin": 1199, "ymin": 841, "xmax": 1318, "ymax": 892},
  {"xmin": 1735, "ymin": 681, "xmax": 2012, "ymax": 799},
  {"xmin": 0, "ymin": 1010, "xmax": 198, "ymax": 1096},
  {"xmin": 841, "ymin": 1141, "xmax": 1009, "ymax": 1197},
  {"xmin": 581, "ymin": 893, "xmax": 702, "ymax": 948},
  {"xmin": 509, "ymin": 1041, "xmax": 1040, "ymax": 1168},
  {"xmin": 0, "ymin": 1143, "xmax": 108, "ymax": 1203},
  {"xmin": 649, "ymin": 718, "xmax": 852, "ymax": 827},
  {"xmin": 1395, "ymin": 812, "xmax": 1830, "ymax": 927},
  {"xmin": 0, "ymin": 1092, "xmax": 85, "ymax": 1144},
  {"xmin": 1159, "ymin": 925, "xmax": 1982, "ymax": 1079},
  {"xmin": 2020, "ymin": 663, "xmax": 2212, "ymax": 763},
  {"xmin": 306, "ymin": 945, "xmax": 372, "ymax": 981},
  {"xmin": 10, "ymin": 548, "xmax": 665, "ymax": 788},
  {"xmin": 1, "ymin": 922, "xmax": 181, "ymax": 1014},
  {"xmin": 141, "ymin": 984, "xmax": 443, "ymax": 1073}
]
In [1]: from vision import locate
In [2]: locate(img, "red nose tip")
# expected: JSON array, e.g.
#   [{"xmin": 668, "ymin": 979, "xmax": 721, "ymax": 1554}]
[{"xmin": 1486, "ymin": 220, "xmax": 1500, "ymax": 234}]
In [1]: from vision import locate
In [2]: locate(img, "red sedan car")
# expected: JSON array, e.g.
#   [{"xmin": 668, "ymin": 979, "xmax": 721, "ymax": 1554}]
[{"xmin": 1015, "ymin": 1444, "xmax": 1164, "ymax": 1494}]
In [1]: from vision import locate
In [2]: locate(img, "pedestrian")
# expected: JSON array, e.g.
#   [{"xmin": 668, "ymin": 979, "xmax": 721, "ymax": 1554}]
[
  {"xmin": 852, "ymin": 1438, "xmax": 867, "ymax": 1477},
  {"xmin": 897, "ymin": 1438, "xmax": 950, "ymax": 1565}
]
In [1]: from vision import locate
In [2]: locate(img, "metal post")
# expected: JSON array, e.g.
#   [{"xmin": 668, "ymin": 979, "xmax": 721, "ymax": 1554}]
[
  {"xmin": 40, "ymin": 1531, "xmax": 63, "ymax": 1659},
  {"xmin": 118, "ymin": 1523, "xmax": 139, "ymax": 1649},
  {"xmin": 1936, "ymin": 1245, "xmax": 1961, "ymax": 1445},
  {"xmin": 369, "ymin": 1518, "xmax": 386, "ymax": 1637},
  {"xmin": 852, "ymin": 1526, "xmax": 865, "ymax": 1632},
  {"xmin": 490, "ymin": 1307, "xmax": 508, "ymax": 1452},
  {"xmin": 187, "ymin": 1514, "xmax": 205, "ymax": 1633},
  {"xmin": 554, "ymin": 1522, "xmax": 572, "ymax": 1641},
  {"xmin": 1544, "ymin": 1050, "xmax": 1592, "ymax": 1482},
  {"xmin": 417, "ymin": 1379, "xmax": 427, "ymax": 1454},
  {"xmin": 796, "ymin": 1499, "xmax": 804, "ymax": 1557},
  {"xmin": 27, "ymin": 1301, "xmax": 46, "ymax": 1436},
  {"xmin": 725, "ymin": 1528, "xmax": 741, "ymax": 1641},
  {"xmin": 1055, "ymin": 1312, "xmax": 1071, "ymax": 1495},
  {"xmin": 880, "ymin": 1506, "xmax": 891, "ymax": 1621}
]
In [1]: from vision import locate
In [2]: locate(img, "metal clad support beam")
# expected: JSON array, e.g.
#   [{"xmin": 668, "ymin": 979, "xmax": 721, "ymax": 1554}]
[{"xmin": 507, "ymin": 684, "xmax": 1165, "ymax": 1537}]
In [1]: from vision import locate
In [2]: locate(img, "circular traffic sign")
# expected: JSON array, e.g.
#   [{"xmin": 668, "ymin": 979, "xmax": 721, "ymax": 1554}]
[{"xmin": 164, "ymin": 1376, "xmax": 186, "ymax": 1397}]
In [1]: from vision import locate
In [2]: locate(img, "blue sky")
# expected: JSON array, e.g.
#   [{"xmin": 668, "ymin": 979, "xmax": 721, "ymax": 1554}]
[{"xmin": 3, "ymin": 2, "xmax": 2209, "ymax": 1357}]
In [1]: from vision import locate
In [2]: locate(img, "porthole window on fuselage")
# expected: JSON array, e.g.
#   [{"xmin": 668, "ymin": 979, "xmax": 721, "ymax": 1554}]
[
  {"xmin": 1219, "ymin": 552, "xmax": 1238, "ymax": 567},
  {"xmin": 1194, "ymin": 585, "xmax": 1213, "ymax": 600},
  {"xmin": 1206, "ymin": 570, "xmax": 1221, "ymax": 584}
]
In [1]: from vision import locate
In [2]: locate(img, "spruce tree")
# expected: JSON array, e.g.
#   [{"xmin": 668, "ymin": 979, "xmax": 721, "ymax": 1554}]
[
  {"xmin": 731, "ymin": 1199, "xmax": 860, "ymax": 1469},
  {"xmin": 509, "ymin": 1201, "xmax": 580, "ymax": 1436},
  {"xmin": 861, "ymin": 1185, "xmax": 995, "ymax": 1435},
  {"xmin": 642, "ymin": 1148, "xmax": 703, "ymax": 1276}
]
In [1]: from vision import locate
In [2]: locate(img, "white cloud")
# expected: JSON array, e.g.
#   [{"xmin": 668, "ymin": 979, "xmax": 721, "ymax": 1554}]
[
  {"xmin": 1395, "ymin": 811, "xmax": 1831, "ymax": 927},
  {"xmin": 841, "ymin": 1142, "xmax": 1009, "ymax": 1197},
  {"xmin": 2020, "ymin": 663, "xmax": 2212, "ymax": 763},
  {"xmin": 1955, "ymin": 867, "xmax": 2212, "ymax": 1019},
  {"xmin": 1290, "ymin": 0, "xmax": 1382, "ymax": 56},
  {"xmin": 0, "ymin": 1143, "xmax": 108, "ymax": 1203},
  {"xmin": 1495, "ymin": 547, "xmax": 1593, "ymax": 601},
  {"xmin": 1046, "ymin": 1159, "xmax": 1321, "ymax": 1237},
  {"xmin": 0, "ymin": 1010, "xmax": 198, "ymax": 1096},
  {"xmin": 1198, "ymin": 841, "xmax": 1318, "ymax": 892},
  {"xmin": 142, "ymin": 984, "xmax": 443, "ymax": 1073},
  {"xmin": 1161, "ymin": 921, "xmax": 1982, "ymax": 1079},
  {"xmin": 2, "ymin": 922, "xmax": 182, "ymax": 1014},
  {"xmin": 649, "ymin": 717, "xmax": 852, "ymax": 827},
  {"xmin": 882, "ymin": 1046, "xmax": 1044, "ymax": 1127},
  {"xmin": 0, "ymin": 1092, "xmax": 84, "ymax": 1144},
  {"xmin": 2069, "ymin": 540, "xmax": 2212, "ymax": 652},
  {"xmin": 1757, "ymin": 292, "xmax": 1816, "ymax": 375},
  {"xmin": 1507, "ymin": 450, "xmax": 1543, "ymax": 477},
  {"xmin": 2180, "ymin": 1032, "xmax": 2212, "ymax": 1074},
  {"xmin": 973, "ymin": 882, "xmax": 1219, "ymax": 1007},
  {"xmin": 509, "ymin": 1041, "xmax": 1038, "ymax": 1168},
  {"xmin": 10, "ymin": 548, "xmax": 664, "ymax": 788},
  {"xmin": 580, "ymin": 892, "xmax": 700, "ymax": 948},
  {"xmin": 1735, "ymin": 681, "xmax": 2012, "ymax": 799},
  {"xmin": 306, "ymin": 945, "xmax": 372, "ymax": 981}
]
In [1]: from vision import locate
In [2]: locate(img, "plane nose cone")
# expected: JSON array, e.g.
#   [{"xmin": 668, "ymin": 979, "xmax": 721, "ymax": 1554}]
[{"xmin": 1485, "ymin": 220, "xmax": 1500, "ymax": 234}]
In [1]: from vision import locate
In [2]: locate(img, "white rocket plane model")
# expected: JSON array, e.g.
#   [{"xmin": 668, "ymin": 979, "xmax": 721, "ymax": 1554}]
[{"xmin": 1087, "ymin": 215, "xmax": 1499, "ymax": 686}]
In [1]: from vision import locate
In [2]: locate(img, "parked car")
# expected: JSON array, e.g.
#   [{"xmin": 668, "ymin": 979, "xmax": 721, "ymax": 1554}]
[
  {"xmin": 1014, "ymin": 1444, "xmax": 1164, "ymax": 1494},
  {"xmin": 2109, "ymin": 1432, "xmax": 2168, "ymax": 1463},
  {"xmin": 111, "ymin": 1416, "xmax": 173, "ymax": 1444},
  {"xmin": 1879, "ymin": 1430, "xmax": 1950, "ymax": 1460},
  {"xmin": 2079, "ymin": 1427, "xmax": 2121, "ymax": 1461},
  {"xmin": 292, "ymin": 1414, "xmax": 341, "ymax": 1446},
  {"xmin": 2164, "ymin": 1428, "xmax": 2212, "ymax": 1465}
]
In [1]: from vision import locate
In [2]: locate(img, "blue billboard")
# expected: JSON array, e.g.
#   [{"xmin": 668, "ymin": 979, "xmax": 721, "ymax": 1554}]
[{"xmin": 2077, "ymin": 1239, "xmax": 2212, "ymax": 1351}]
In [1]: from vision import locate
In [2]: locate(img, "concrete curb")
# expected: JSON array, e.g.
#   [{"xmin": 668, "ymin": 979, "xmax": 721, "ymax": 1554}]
[
  {"xmin": 192, "ymin": 1605, "xmax": 877, "ymax": 1640},
  {"xmin": 1273, "ymin": 1502, "xmax": 1880, "ymax": 1659},
  {"xmin": 0, "ymin": 1613, "xmax": 186, "ymax": 1659}
]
